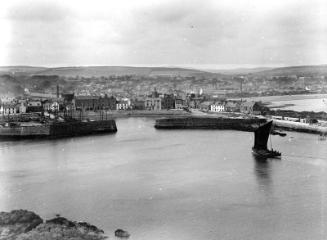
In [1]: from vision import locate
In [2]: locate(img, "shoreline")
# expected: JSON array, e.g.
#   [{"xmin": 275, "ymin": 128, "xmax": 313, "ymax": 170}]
[
  {"xmin": 243, "ymin": 93, "xmax": 327, "ymax": 102},
  {"xmin": 0, "ymin": 209, "xmax": 112, "ymax": 240}
]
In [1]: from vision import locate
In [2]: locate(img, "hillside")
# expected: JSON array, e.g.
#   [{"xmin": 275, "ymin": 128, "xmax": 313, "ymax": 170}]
[
  {"xmin": 208, "ymin": 67, "xmax": 273, "ymax": 75},
  {"xmin": 0, "ymin": 66, "xmax": 48, "ymax": 75},
  {"xmin": 31, "ymin": 66, "xmax": 218, "ymax": 78},
  {"xmin": 208, "ymin": 65, "xmax": 327, "ymax": 76},
  {"xmin": 253, "ymin": 64, "xmax": 327, "ymax": 77},
  {"xmin": 0, "ymin": 74, "xmax": 24, "ymax": 95},
  {"xmin": 1, "ymin": 64, "xmax": 327, "ymax": 77}
]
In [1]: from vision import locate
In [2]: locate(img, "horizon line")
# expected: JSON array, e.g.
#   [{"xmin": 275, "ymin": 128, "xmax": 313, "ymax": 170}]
[{"xmin": 1, "ymin": 63, "xmax": 327, "ymax": 71}]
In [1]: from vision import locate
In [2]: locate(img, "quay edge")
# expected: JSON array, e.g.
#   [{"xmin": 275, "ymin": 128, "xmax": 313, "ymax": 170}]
[
  {"xmin": 154, "ymin": 116, "xmax": 267, "ymax": 131},
  {"xmin": 155, "ymin": 116, "xmax": 327, "ymax": 134},
  {"xmin": 272, "ymin": 119, "xmax": 327, "ymax": 134},
  {"xmin": 0, "ymin": 119, "xmax": 117, "ymax": 139}
]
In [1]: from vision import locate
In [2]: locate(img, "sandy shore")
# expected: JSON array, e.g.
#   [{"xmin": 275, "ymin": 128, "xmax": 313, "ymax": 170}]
[{"xmin": 244, "ymin": 93, "xmax": 327, "ymax": 102}]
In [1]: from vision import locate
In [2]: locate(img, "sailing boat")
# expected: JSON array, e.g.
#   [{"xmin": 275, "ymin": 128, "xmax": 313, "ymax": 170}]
[{"xmin": 252, "ymin": 121, "xmax": 281, "ymax": 158}]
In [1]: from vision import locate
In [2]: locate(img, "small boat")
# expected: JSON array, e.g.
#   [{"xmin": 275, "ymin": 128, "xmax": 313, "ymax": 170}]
[
  {"xmin": 271, "ymin": 130, "xmax": 287, "ymax": 137},
  {"xmin": 252, "ymin": 121, "xmax": 281, "ymax": 158}
]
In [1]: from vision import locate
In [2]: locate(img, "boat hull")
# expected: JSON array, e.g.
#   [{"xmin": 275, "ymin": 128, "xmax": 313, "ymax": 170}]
[{"xmin": 252, "ymin": 147, "xmax": 281, "ymax": 158}]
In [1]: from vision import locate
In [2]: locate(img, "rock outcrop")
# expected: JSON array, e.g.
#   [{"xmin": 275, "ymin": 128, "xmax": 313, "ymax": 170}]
[
  {"xmin": 0, "ymin": 210, "xmax": 106, "ymax": 240},
  {"xmin": 114, "ymin": 229, "xmax": 130, "ymax": 238},
  {"xmin": 0, "ymin": 210, "xmax": 43, "ymax": 239}
]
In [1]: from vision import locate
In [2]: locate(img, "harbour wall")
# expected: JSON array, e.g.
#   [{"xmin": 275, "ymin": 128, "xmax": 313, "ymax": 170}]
[
  {"xmin": 154, "ymin": 117, "xmax": 266, "ymax": 131},
  {"xmin": 154, "ymin": 116, "xmax": 327, "ymax": 134},
  {"xmin": 0, "ymin": 120, "xmax": 117, "ymax": 139},
  {"xmin": 50, "ymin": 120, "xmax": 117, "ymax": 137},
  {"xmin": 0, "ymin": 124, "xmax": 50, "ymax": 138},
  {"xmin": 273, "ymin": 119, "xmax": 327, "ymax": 134}
]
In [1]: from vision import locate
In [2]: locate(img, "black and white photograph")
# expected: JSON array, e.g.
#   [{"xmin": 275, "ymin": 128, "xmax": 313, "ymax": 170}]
[{"xmin": 0, "ymin": 0, "xmax": 326, "ymax": 239}]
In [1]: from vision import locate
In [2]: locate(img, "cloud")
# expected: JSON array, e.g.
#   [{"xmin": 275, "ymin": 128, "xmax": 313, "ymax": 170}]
[
  {"xmin": 5, "ymin": 1, "xmax": 78, "ymax": 65},
  {"xmin": 1, "ymin": 0, "xmax": 326, "ymax": 66},
  {"xmin": 113, "ymin": 1, "xmax": 238, "ymax": 49},
  {"xmin": 6, "ymin": 0, "xmax": 73, "ymax": 22}
]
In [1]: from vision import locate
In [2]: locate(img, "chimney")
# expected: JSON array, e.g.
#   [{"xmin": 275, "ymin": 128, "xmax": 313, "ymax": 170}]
[{"xmin": 56, "ymin": 85, "xmax": 59, "ymax": 98}]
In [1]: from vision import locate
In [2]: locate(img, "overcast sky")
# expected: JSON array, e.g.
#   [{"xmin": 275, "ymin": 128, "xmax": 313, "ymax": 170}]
[{"xmin": 0, "ymin": 0, "xmax": 326, "ymax": 68}]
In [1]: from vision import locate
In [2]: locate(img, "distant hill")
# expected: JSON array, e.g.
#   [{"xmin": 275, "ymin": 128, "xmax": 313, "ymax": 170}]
[
  {"xmin": 28, "ymin": 66, "xmax": 219, "ymax": 78},
  {"xmin": 207, "ymin": 67, "xmax": 273, "ymax": 75},
  {"xmin": 0, "ymin": 66, "xmax": 48, "ymax": 75},
  {"xmin": 206, "ymin": 65, "xmax": 327, "ymax": 76},
  {"xmin": 253, "ymin": 64, "xmax": 327, "ymax": 77},
  {"xmin": 2, "ymin": 64, "xmax": 326, "ymax": 78}
]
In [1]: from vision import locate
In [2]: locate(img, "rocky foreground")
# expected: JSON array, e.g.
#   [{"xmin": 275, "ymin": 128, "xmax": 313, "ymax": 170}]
[{"xmin": 0, "ymin": 209, "xmax": 116, "ymax": 240}]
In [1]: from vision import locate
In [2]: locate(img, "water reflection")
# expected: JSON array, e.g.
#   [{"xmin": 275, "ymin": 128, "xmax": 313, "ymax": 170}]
[{"xmin": 253, "ymin": 155, "xmax": 273, "ymax": 197}]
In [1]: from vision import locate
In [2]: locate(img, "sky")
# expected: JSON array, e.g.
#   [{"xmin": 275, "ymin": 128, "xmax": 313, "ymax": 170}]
[{"xmin": 0, "ymin": 0, "xmax": 326, "ymax": 68}]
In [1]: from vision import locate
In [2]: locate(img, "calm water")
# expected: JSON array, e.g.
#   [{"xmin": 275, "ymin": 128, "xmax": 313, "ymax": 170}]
[{"xmin": 0, "ymin": 118, "xmax": 326, "ymax": 240}]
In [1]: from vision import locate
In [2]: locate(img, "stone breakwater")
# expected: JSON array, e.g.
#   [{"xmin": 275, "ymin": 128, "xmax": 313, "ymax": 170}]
[
  {"xmin": 0, "ymin": 120, "xmax": 117, "ymax": 139},
  {"xmin": 273, "ymin": 119, "xmax": 327, "ymax": 134},
  {"xmin": 155, "ymin": 116, "xmax": 327, "ymax": 134},
  {"xmin": 0, "ymin": 210, "xmax": 107, "ymax": 240},
  {"xmin": 154, "ymin": 116, "xmax": 267, "ymax": 131}
]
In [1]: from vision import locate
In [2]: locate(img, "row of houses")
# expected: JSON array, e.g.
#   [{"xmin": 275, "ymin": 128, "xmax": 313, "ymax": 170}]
[
  {"xmin": 0, "ymin": 89, "xmax": 268, "ymax": 116},
  {"xmin": 197, "ymin": 100, "xmax": 267, "ymax": 115},
  {"xmin": 143, "ymin": 91, "xmax": 186, "ymax": 111},
  {"xmin": 0, "ymin": 99, "xmax": 59, "ymax": 115}
]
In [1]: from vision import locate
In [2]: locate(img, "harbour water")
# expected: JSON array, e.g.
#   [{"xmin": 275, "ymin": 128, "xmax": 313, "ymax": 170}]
[{"xmin": 0, "ymin": 117, "xmax": 326, "ymax": 240}]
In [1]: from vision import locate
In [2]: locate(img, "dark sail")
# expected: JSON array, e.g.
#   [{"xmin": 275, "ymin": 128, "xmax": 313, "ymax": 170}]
[{"xmin": 253, "ymin": 121, "xmax": 273, "ymax": 150}]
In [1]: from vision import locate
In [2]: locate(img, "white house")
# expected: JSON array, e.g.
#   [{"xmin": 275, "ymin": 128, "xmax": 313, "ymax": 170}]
[
  {"xmin": 1, "ymin": 103, "xmax": 18, "ymax": 115},
  {"xmin": 210, "ymin": 102, "xmax": 225, "ymax": 112},
  {"xmin": 116, "ymin": 100, "xmax": 130, "ymax": 110}
]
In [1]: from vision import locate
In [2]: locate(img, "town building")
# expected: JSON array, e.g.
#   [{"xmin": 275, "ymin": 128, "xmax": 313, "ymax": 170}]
[
  {"xmin": 240, "ymin": 101, "xmax": 267, "ymax": 115},
  {"xmin": 161, "ymin": 94, "xmax": 175, "ymax": 110},
  {"xmin": 225, "ymin": 101, "xmax": 241, "ymax": 112},
  {"xmin": 75, "ymin": 95, "xmax": 117, "ymax": 111},
  {"xmin": 99, "ymin": 95, "xmax": 117, "ymax": 110},
  {"xmin": 116, "ymin": 99, "xmax": 130, "ymax": 110},
  {"xmin": 62, "ymin": 93, "xmax": 76, "ymax": 111},
  {"xmin": 210, "ymin": 102, "xmax": 225, "ymax": 112},
  {"xmin": 75, "ymin": 96, "xmax": 100, "ymax": 111},
  {"xmin": 27, "ymin": 100, "xmax": 43, "ymax": 112},
  {"xmin": 145, "ymin": 90, "xmax": 162, "ymax": 110},
  {"xmin": 145, "ymin": 97, "xmax": 161, "ymax": 110},
  {"xmin": 174, "ymin": 98, "xmax": 185, "ymax": 109},
  {"xmin": 199, "ymin": 101, "xmax": 212, "ymax": 111},
  {"xmin": 1, "ymin": 103, "xmax": 18, "ymax": 115},
  {"xmin": 42, "ymin": 100, "xmax": 60, "ymax": 112},
  {"xmin": 18, "ymin": 102, "xmax": 27, "ymax": 113},
  {"xmin": 131, "ymin": 98, "xmax": 145, "ymax": 110}
]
